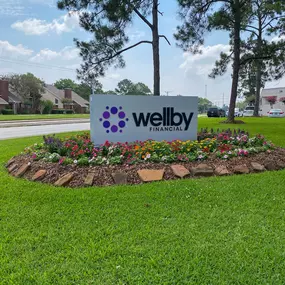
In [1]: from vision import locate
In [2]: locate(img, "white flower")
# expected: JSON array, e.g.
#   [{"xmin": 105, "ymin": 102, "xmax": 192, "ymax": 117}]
[
  {"xmin": 146, "ymin": 153, "xmax": 151, "ymax": 159},
  {"xmin": 223, "ymin": 155, "xmax": 228, "ymax": 159},
  {"xmin": 73, "ymin": 160, "xmax": 78, "ymax": 164}
]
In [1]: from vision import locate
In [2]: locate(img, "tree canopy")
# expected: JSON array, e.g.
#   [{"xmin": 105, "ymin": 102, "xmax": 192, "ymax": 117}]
[
  {"xmin": 57, "ymin": 0, "xmax": 170, "ymax": 95},
  {"xmin": 54, "ymin": 78, "xmax": 103, "ymax": 100},
  {"xmin": 1, "ymin": 73, "xmax": 44, "ymax": 112},
  {"xmin": 175, "ymin": 0, "xmax": 285, "ymax": 122},
  {"xmin": 115, "ymin": 79, "xmax": 152, "ymax": 95}
]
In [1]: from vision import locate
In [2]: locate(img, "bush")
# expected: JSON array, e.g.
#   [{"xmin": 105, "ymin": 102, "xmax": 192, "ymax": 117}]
[
  {"xmin": 19, "ymin": 110, "xmax": 30, "ymax": 115},
  {"xmin": 1, "ymin": 109, "xmax": 14, "ymax": 115},
  {"xmin": 51, "ymin": 109, "xmax": 74, "ymax": 114},
  {"xmin": 42, "ymin": 100, "xmax": 54, "ymax": 114}
]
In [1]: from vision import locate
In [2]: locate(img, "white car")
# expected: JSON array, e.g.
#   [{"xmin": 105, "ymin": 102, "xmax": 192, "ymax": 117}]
[
  {"xmin": 243, "ymin": 106, "xmax": 254, "ymax": 117},
  {"xmin": 268, "ymin": 109, "xmax": 285, "ymax": 118},
  {"xmin": 234, "ymin": 108, "xmax": 242, "ymax": 117}
]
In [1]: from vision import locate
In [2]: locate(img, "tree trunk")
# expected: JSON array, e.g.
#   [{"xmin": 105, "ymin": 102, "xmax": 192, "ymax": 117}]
[
  {"xmin": 254, "ymin": 15, "xmax": 263, "ymax": 117},
  {"xmin": 152, "ymin": 0, "xmax": 160, "ymax": 96},
  {"xmin": 227, "ymin": 1, "xmax": 241, "ymax": 123},
  {"xmin": 254, "ymin": 59, "xmax": 262, "ymax": 116}
]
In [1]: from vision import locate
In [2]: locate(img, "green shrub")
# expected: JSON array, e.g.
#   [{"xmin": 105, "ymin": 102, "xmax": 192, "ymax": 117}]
[
  {"xmin": 1, "ymin": 109, "xmax": 14, "ymax": 115},
  {"xmin": 51, "ymin": 109, "xmax": 74, "ymax": 114},
  {"xmin": 42, "ymin": 100, "xmax": 54, "ymax": 114}
]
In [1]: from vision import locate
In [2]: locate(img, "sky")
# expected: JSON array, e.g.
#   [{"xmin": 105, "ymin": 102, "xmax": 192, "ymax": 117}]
[{"xmin": 0, "ymin": 0, "xmax": 284, "ymax": 107}]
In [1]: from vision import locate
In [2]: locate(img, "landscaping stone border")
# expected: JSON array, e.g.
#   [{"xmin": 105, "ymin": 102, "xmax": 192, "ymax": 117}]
[{"xmin": 5, "ymin": 148, "xmax": 285, "ymax": 188}]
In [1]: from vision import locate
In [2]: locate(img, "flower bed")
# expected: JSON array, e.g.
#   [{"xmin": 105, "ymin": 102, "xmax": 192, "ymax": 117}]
[{"xmin": 24, "ymin": 129, "xmax": 274, "ymax": 166}]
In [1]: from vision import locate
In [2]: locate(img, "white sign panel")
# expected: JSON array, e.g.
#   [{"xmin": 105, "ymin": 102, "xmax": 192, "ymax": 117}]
[{"xmin": 90, "ymin": 95, "xmax": 198, "ymax": 145}]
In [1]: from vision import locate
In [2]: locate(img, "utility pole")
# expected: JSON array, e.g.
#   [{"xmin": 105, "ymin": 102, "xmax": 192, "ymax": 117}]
[
  {"xmin": 165, "ymin": 91, "xmax": 172, "ymax": 96},
  {"xmin": 222, "ymin": 93, "xmax": 225, "ymax": 107},
  {"xmin": 205, "ymin": 84, "xmax": 207, "ymax": 98}
]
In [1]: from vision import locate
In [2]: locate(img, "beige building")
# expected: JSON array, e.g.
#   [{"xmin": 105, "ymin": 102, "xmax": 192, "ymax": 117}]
[
  {"xmin": 0, "ymin": 79, "xmax": 89, "ymax": 114},
  {"xmin": 260, "ymin": 87, "xmax": 285, "ymax": 116}
]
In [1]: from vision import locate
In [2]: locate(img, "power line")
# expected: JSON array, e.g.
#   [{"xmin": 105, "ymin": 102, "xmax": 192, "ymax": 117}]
[
  {"xmin": 0, "ymin": 57, "xmax": 76, "ymax": 72},
  {"xmin": 0, "ymin": 57, "xmax": 122, "ymax": 82}
]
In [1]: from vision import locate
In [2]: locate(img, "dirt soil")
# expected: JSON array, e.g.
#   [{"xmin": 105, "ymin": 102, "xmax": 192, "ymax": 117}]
[{"xmin": 7, "ymin": 148, "xmax": 285, "ymax": 188}]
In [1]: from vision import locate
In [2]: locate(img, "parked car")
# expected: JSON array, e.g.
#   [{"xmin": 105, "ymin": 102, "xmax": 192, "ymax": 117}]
[
  {"xmin": 234, "ymin": 108, "xmax": 243, "ymax": 117},
  {"xmin": 207, "ymin": 108, "xmax": 226, "ymax": 117},
  {"xmin": 243, "ymin": 106, "xmax": 255, "ymax": 117},
  {"xmin": 268, "ymin": 109, "xmax": 285, "ymax": 118}
]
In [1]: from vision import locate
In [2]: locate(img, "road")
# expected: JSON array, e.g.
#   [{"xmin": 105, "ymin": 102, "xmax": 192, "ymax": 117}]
[
  {"xmin": 0, "ymin": 118, "xmax": 90, "ymax": 128},
  {"xmin": 0, "ymin": 122, "xmax": 90, "ymax": 140}
]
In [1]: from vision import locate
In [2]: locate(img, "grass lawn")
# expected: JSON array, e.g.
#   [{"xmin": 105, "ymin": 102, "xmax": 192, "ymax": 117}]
[
  {"xmin": 1, "ymin": 117, "xmax": 285, "ymax": 284},
  {"xmin": 0, "ymin": 114, "xmax": 90, "ymax": 121}
]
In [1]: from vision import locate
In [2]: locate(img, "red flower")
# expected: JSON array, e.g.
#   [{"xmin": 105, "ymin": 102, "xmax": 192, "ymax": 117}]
[{"xmin": 72, "ymin": 145, "xmax": 79, "ymax": 151}]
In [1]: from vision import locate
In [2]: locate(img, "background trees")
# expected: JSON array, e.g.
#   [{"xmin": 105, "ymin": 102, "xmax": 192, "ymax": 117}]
[
  {"xmin": 175, "ymin": 0, "xmax": 285, "ymax": 121},
  {"xmin": 2, "ymin": 73, "xmax": 44, "ymax": 113},
  {"xmin": 115, "ymin": 79, "xmax": 151, "ymax": 95},
  {"xmin": 54, "ymin": 78, "xmax": 151, "ymax": 97},
  {"xmin": 54, "ymin": 78, "xmax": 103, "ymax": 100},
  {"xmin": 57, "ymin": 0, "xmax": 170, "ymax": 95}
]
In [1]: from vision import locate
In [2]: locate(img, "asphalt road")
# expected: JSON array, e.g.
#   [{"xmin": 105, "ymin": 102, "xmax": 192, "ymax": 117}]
[
  {"xmin": 0, "ymin": 118, "xmax": 90, "ymax": 128},
  {"xmin": 0, "ymin": 122, "xmax": 90, "ymax": 140}
]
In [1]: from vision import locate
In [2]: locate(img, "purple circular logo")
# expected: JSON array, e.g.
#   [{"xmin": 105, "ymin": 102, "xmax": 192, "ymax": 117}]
[{"xmin": 100, "ymin": 106, "xmax": 129, "ymax": 133}]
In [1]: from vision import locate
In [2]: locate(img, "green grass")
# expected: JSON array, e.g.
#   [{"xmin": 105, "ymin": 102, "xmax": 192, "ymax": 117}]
[
  {"xmin": 0, "ymin": 114, "xmax": 90, "ymax": 121},
  {"xmin": 1, "ymin": 117, "xmax": 285, "ymax": 284}
]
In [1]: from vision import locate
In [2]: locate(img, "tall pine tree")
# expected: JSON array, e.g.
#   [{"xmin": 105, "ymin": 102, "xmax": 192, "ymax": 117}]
[
  {"xmin": 175, "ymin": 0, "xmax": 284, "ymax": 122},
  {"xmin": 57, "ymin": 0, "xmax": 170, "ymax": 96}
]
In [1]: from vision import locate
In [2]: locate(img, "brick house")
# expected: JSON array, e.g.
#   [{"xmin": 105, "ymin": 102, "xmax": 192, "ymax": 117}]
[
  {"xmin": 44, "ymin": 84, "xmax": 89, "ymax": 113},
  {"xmin": 0, "ymin": 80, "xmax": 9, "ymax": 112},
  {"xmin": 0, "ymin": 79, "xmax": 89, "ymax": 114}
]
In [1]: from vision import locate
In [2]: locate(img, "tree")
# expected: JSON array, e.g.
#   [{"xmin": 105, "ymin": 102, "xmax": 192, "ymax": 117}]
[
  {"xmin": 115, "ymin": 79, "xmax": 151, "ymax": 95},
  {"xmin": 54, "ymin": 79, "xmax": 77, "ymax": 90},
  {"xmin": 39, "ymin": 100, "xmax": 54, "ymax": 114},
  {"xmin": 115, "ymin": 79, "xmax": 134, "ymax": 95},
  {"xmin": 54, "ymin": 78, "xmax": 103, "ymax": 99},
  {"xmin": 104, "ymin": 90, "xmax": 117, "ymax": 95},
  {"xmin": 239, "ymin": 0, "xmax": 285, "ymax": 116},
  {"xmin": 198, "ymin": 97, "xmax": 213, "ymax": 113},
  {"xmin": 5, "ymin": 73, "xmax": 44, "ymax": 113},
  {"xmin": 175, "ymin": 0, "xmax": 252, "ymax": 123},
  {"xmin": 57, "ymin": 0, "xmax": 171, "ymax": 96},
  {"xmin": 75, "ymin": 82, "xmax": 104, "ymax": 100},
  {"xmin": 236, "ymin": 100, "xmax": 247, "ymax": 110},
  {"xmin": 264, "ymin": 95, "xmax": 277, "ymax": 108}
]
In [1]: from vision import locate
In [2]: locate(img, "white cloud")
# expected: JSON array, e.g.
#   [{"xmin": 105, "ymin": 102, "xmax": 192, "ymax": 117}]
[
  {"xmin": 0, "ymin": 0, "xmax": 26, "ymax": 16},
  {"xmin": 106, "ymin": 73, "xmax": 121, "ymax": 80},
  {"xmin": 28, "ymin": 0, "xmax": 55, "ymax": 7},
  {"xmin": 180, "ymin": 44, "xmax": 231, "ymax": 76},
  {"xmin": 30, "ymin": 46, "xmax": 79, "ymax": 62},
  {"xmin": 129, "ymin": 30, "xmax": 146, "ymax": 41},
  {"xmin": 11, "ymin": 12, "xmax": 79, "ymax": 35},
  {"xmin": 271, "ymin": 35, "xmax": 285, "ymax": 43},
  {"xmin": 0, "ymin": 41, "xmax": 33, "ymax": 57}
]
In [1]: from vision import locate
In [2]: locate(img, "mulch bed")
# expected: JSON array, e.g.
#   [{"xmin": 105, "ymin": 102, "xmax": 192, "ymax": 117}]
[{"xmin": 6, "ymin": 147, "xmax": 285, "ymax": 188}]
